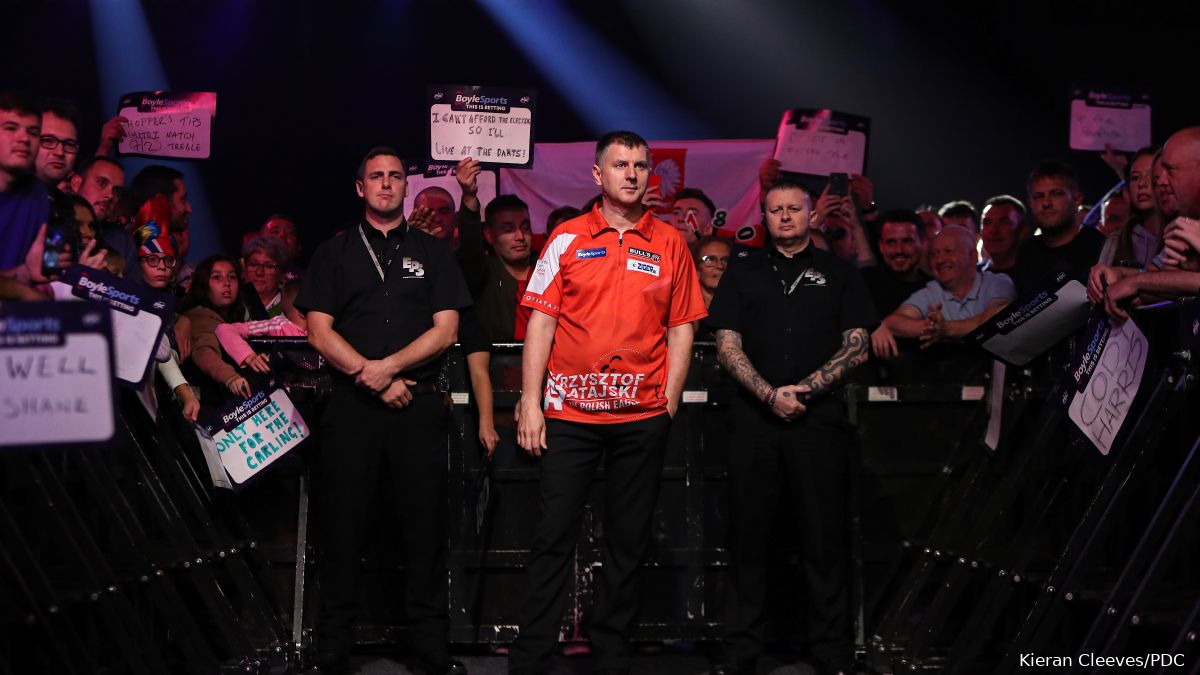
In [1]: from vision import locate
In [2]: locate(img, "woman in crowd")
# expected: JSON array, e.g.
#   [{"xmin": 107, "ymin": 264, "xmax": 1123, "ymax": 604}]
[
  {"xmin": 241, "ymin": 234, "xmax": 305, "ymax": 328},
  {"xmin": 185, "ymin": 254, "xmax": 253, "ymax": 402}
]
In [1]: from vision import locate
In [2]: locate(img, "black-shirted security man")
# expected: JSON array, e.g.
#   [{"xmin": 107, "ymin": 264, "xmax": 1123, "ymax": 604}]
[
  {"xmin": 296, "ymin": 147, "xmax": 471, "ymax": 675},
  {"xmin": 706, "ymin": 179, "xmax": 875, "ymax": 675}
]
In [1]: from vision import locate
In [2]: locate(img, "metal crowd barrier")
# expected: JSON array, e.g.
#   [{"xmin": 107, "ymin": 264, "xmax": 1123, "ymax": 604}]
[{"xmin": 5, "ymin": 309, "xmax": 1195, "ymax": 673}]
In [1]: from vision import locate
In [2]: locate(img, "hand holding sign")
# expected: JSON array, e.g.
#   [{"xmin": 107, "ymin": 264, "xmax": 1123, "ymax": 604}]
[{"xmin": 773, "ymin": 108, "xmax": 870, "ymax": 177}]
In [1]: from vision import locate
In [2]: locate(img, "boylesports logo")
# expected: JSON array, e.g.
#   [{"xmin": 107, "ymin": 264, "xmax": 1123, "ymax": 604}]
[
  {"xmin": 576, "ymin": 247, "xmax": 607, "ymax": 259},
  {"xmin": 628, "ymin": 246, "xmax": 660, "ymax": 263}
]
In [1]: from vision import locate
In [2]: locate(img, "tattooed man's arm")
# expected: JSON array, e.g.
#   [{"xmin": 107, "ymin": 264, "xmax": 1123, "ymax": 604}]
[
  {"xmin": 715, "ymin": 329, "xmax": 772, "ymax": 402},
  {"xmin": 796, "ymin": 327, "xmax": 870, "ymax": 397}
]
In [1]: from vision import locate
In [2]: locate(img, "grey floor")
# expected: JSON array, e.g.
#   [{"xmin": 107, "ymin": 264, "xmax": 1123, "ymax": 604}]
[{"xmin": 341, "ymin": 650, "xmax": 823, "ymax": 674}]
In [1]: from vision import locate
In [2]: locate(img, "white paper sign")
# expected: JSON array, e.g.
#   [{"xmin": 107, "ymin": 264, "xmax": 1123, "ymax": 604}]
[
  {"xmin": 203, "ymin": 388, "xmax": 309, "ymax": 485},
  {"xmin": 1068, "ymin": 90, "xmax": 1151, "ymax": 152},
  {"xmin": 773, "ymin": 108, "xmax": 870, "ymax": 177},
  {"xmin": 118, "ymin": 91, "xmax": 217, "ymax": 159},
  {"xmin": 57, "ymin": 267, "xmax": 172, "ymax": 387},
  {"xmin": 429, "ymin": 85, "xmax": 535, "ymax": 167},
  {"xmin": 1067, "ymin": 318, "xmax": 1147, "ymax": 455},
  {"xmin": 0, "ymin": 304, "xmax": 115, "ymax": 447}
]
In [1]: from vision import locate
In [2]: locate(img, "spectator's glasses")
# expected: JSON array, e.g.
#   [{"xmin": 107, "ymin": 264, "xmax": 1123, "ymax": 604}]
[
  {"xmin": 699, "ymin": 255, "xmax": 729, "ymax": 268},
  {"xmin": 245, "ymin": 261, "xmax": 281, "ymax": 272},
  {"xmin": 39, "ymin": 135, "xmax": 80, "ymax": 153},
  {"xmin": 139, "ymin": 254, "xmax": 178, "ymax": 269}
]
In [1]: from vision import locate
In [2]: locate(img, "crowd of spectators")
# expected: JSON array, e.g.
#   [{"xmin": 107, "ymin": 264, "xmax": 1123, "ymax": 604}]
[{"xmin": 3, "ymin": 87, "xmax": 1200, "ymax": 429}]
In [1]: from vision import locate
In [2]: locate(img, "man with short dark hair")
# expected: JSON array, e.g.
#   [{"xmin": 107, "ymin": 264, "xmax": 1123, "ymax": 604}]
[
  {"xmin": 510, "ymin": 130, "xmax": 705, "ymax": 675},
  {"xmin": 862, "ymin": 209, "xmax": 931, "ymax": 358},
  {"xmin": 34, "ymin": 99, "xmax": 80, "ymax": 189},
  {"xmin": 1007, "ymin": 161, "xmax": 1105, "ymax": 294},
  {"xmin": 708, "ymin": 179, "xmax": 874, "ymax": 675},
  {"xmin": 980, "ymin": 195, "xmax": 1026, "ymax": 273},
  {"xmin": 0, "ymin": 91, "xmax": 49, "ymax": 279},
  {"xmin": 70, "ymin": 155, "xmax": 125, "ymax": 221},
  {"xmin": 938, "ymin": 199, "xmax": 979, "ymax": 233},
  {"xmin": 297, "ymin": 146, "xmax": 471, "ymax": 675},
  {"xmin": 669, "ymin": 186, "xmax": 716, "ymax": 245},
  {"xmin": 456, "ymin": 167, "xmax": 536, "ymax": 340}
]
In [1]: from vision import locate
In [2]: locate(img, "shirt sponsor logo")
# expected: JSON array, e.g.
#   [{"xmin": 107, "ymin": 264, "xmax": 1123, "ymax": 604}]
[
  {"xmin": 626, "ymin": 258, "xmax": 660, "ymax": 277},
  {"xmin": 628, "ymin": 246, "xmax": 661, "ymax": 263},
  {"xmin": 401, "ymin": 257, "xmax": 425, "ymax": 278},
  {"xmin": 576, "ymin": 247, "xmax": 607, "ymax": 259},
  {"xmin": 801, "ymin": 269, "xmax": 826, "ymax": 286}
]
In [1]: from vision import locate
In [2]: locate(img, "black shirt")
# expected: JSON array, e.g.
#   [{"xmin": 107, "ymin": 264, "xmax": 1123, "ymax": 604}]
[
  {"xmin": 1008, "ymin": 226, "xmax": 1104, "ymax": 296},
  {"xmin": 295, "ymin": 219, "xmax": 471, "ymax": 383},
  {"xmin": 705, "ymin": 244, "xmax": 877, "ymax": 389},
  {"xmin": 860, "ymin": 265, "xmax": 931, "ymax": 317}
]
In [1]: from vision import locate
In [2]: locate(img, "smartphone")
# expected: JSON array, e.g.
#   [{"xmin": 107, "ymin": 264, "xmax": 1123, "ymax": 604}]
[
  {"xmin": 41, "ymin": 197, "xmax": 82, "ymax": 278},
  {"xmin": 828, "ymin": 172, "xmax": 850, "ymax": 197}
]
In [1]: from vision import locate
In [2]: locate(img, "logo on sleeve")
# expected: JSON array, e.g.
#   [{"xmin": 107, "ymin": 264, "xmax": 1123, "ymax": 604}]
[
  {"xmin": 576, "ymin": 247, "xmax": 607, "ymax": 259},
  {"xmin": 626, "ymin": 258, "xmax": 660, "ymax": 277},
  {"xmin": 628, "ymin": 246, "xmax": 661, "ymax": 263}
]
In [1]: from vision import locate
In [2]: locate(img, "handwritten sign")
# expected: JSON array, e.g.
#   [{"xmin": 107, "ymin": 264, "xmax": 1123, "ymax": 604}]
[
  {"xmin": 773, "ymin": 108, "xmax": 870, "ymax": 177},
  {"xmin": 1064, "ymin": 310, "xmax": 1148, "ymax": 455},
  {"xmin": 197, "ymin": 382, "xmax": 309, "ymax": 487},
  {"xmin": 0, "ymin": 302, "xmax": 115, "ymax": 448},
  {"xmin": 118, "ymin": 91, "xmax": 216, "ymax": 159},
  {"xmin": 968, "ymin": 270, "xmax": 1091, "ymax": 366},
  {"xmin": 56, "ymin": 266, "xmax": 173, "ymax": 387},
  {"xmin": 429, "ymin": 84, "xmax": 536, "ymax": 169},
  {"xmin": 1068, "ymin": 88, "xmax": 1151, "ymax": 153}
]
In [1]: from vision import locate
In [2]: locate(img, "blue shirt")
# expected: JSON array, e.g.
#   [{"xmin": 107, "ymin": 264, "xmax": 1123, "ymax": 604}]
[
  {"xmin": 901, "ymin": 270, "xmax": 1016, "ymax": 321},
  {"xmin": 0, "ymin": 176, "xmax": 49, "ymax": 270}
]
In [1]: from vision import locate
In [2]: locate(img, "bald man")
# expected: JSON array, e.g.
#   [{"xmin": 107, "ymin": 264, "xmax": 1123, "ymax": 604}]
[
  {"xmin": 881, "ymin": 225, "xmax": 1016, "ymax": 351},
  {"xmin": 1093, "ymin": 127, "xmax": 1200, "ymax": 319},
  {"xmin": 413, "ymin": 185, "xmax": 457, "ymax": 242}
]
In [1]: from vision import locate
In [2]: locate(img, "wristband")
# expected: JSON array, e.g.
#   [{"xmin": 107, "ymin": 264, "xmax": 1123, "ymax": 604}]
[{"xmin": 766, "ymin": 387, "xmax": 778, "ymax": 407}]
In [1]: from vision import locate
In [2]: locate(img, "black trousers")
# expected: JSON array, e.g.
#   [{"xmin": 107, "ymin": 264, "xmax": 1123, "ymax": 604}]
[
  {"xmin": 722, "ymin": 398, "xmax": 853, "ymax": 672},
  {"xmin": 509, "ymin": 413, "xmax": 672, "ymax": 674},
  {"xmin": 315, "ymin": 383, "xmax": 450, "ymax": 660}
]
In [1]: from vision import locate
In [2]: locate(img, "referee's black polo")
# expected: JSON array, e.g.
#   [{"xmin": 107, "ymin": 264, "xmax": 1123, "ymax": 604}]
[
  {"xmin": 704, "ymin": 244, "xmax": 877, "ymax": 388},
  {"xmin": 295, "ymin": 219, "xmax": 472, "ymax": 383}
]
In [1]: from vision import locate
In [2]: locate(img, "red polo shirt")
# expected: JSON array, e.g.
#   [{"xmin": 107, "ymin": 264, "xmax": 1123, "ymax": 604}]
[{"xmin": 521, "ymin": 205, "xmax": 707, "ymax": 423}]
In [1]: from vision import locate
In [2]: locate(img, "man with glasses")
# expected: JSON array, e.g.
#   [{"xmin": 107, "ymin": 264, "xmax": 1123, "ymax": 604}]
[
  {"xmin": 34, "ymin": 99, "xmax": 80, "ymax": 189},
  {"xmin": 706, "ymin": 179, "xmax": 874, "ymax": 675}
]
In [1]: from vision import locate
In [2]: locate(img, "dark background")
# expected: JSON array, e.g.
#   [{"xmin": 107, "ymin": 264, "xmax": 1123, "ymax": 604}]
[{"xmin": 6, "ymin": 0, "xmax": 1196, "ymax": 261}]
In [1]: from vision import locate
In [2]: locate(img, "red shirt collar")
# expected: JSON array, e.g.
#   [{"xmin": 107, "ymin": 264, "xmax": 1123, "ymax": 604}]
[{"xmin": 587, "ymin": 203, "xmax": 655, "ymax": 241}]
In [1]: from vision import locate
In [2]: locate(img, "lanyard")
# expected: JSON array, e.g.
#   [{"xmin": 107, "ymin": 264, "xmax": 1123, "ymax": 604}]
[{"xmin": 358, "ymin": 224, "xmax": 387, "ymax": 282}]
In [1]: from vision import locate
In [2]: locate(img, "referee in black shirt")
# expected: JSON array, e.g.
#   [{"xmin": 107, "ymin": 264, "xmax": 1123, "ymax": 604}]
[
  {"xmin": 705, "ymin": 179, "xmax": 875, "ymax": 675},
  {"xmin": 295, "ymin": 147, "xmax": 471, "ymax": 675}
]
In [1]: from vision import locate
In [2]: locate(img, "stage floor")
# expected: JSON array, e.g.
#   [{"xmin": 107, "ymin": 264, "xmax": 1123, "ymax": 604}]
[{"xmin": 342, "ymin": 650, "xmax": 829, "ymax": 674}]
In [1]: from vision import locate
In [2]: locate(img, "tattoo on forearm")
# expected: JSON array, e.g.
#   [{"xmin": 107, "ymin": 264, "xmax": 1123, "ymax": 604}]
[
  {"xmin": 715, "ymin": 329, "xmax": 772, "ymax": 401},
  {"xmin": 798, "ymin": 328, "xmax": 870, "ymax": 396}
]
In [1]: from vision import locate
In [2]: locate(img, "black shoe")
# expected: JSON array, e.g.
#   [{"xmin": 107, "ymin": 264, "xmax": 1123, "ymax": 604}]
[{"xmin": 416, "ymin": 655, "xmax": 467, "ymax": 675}]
